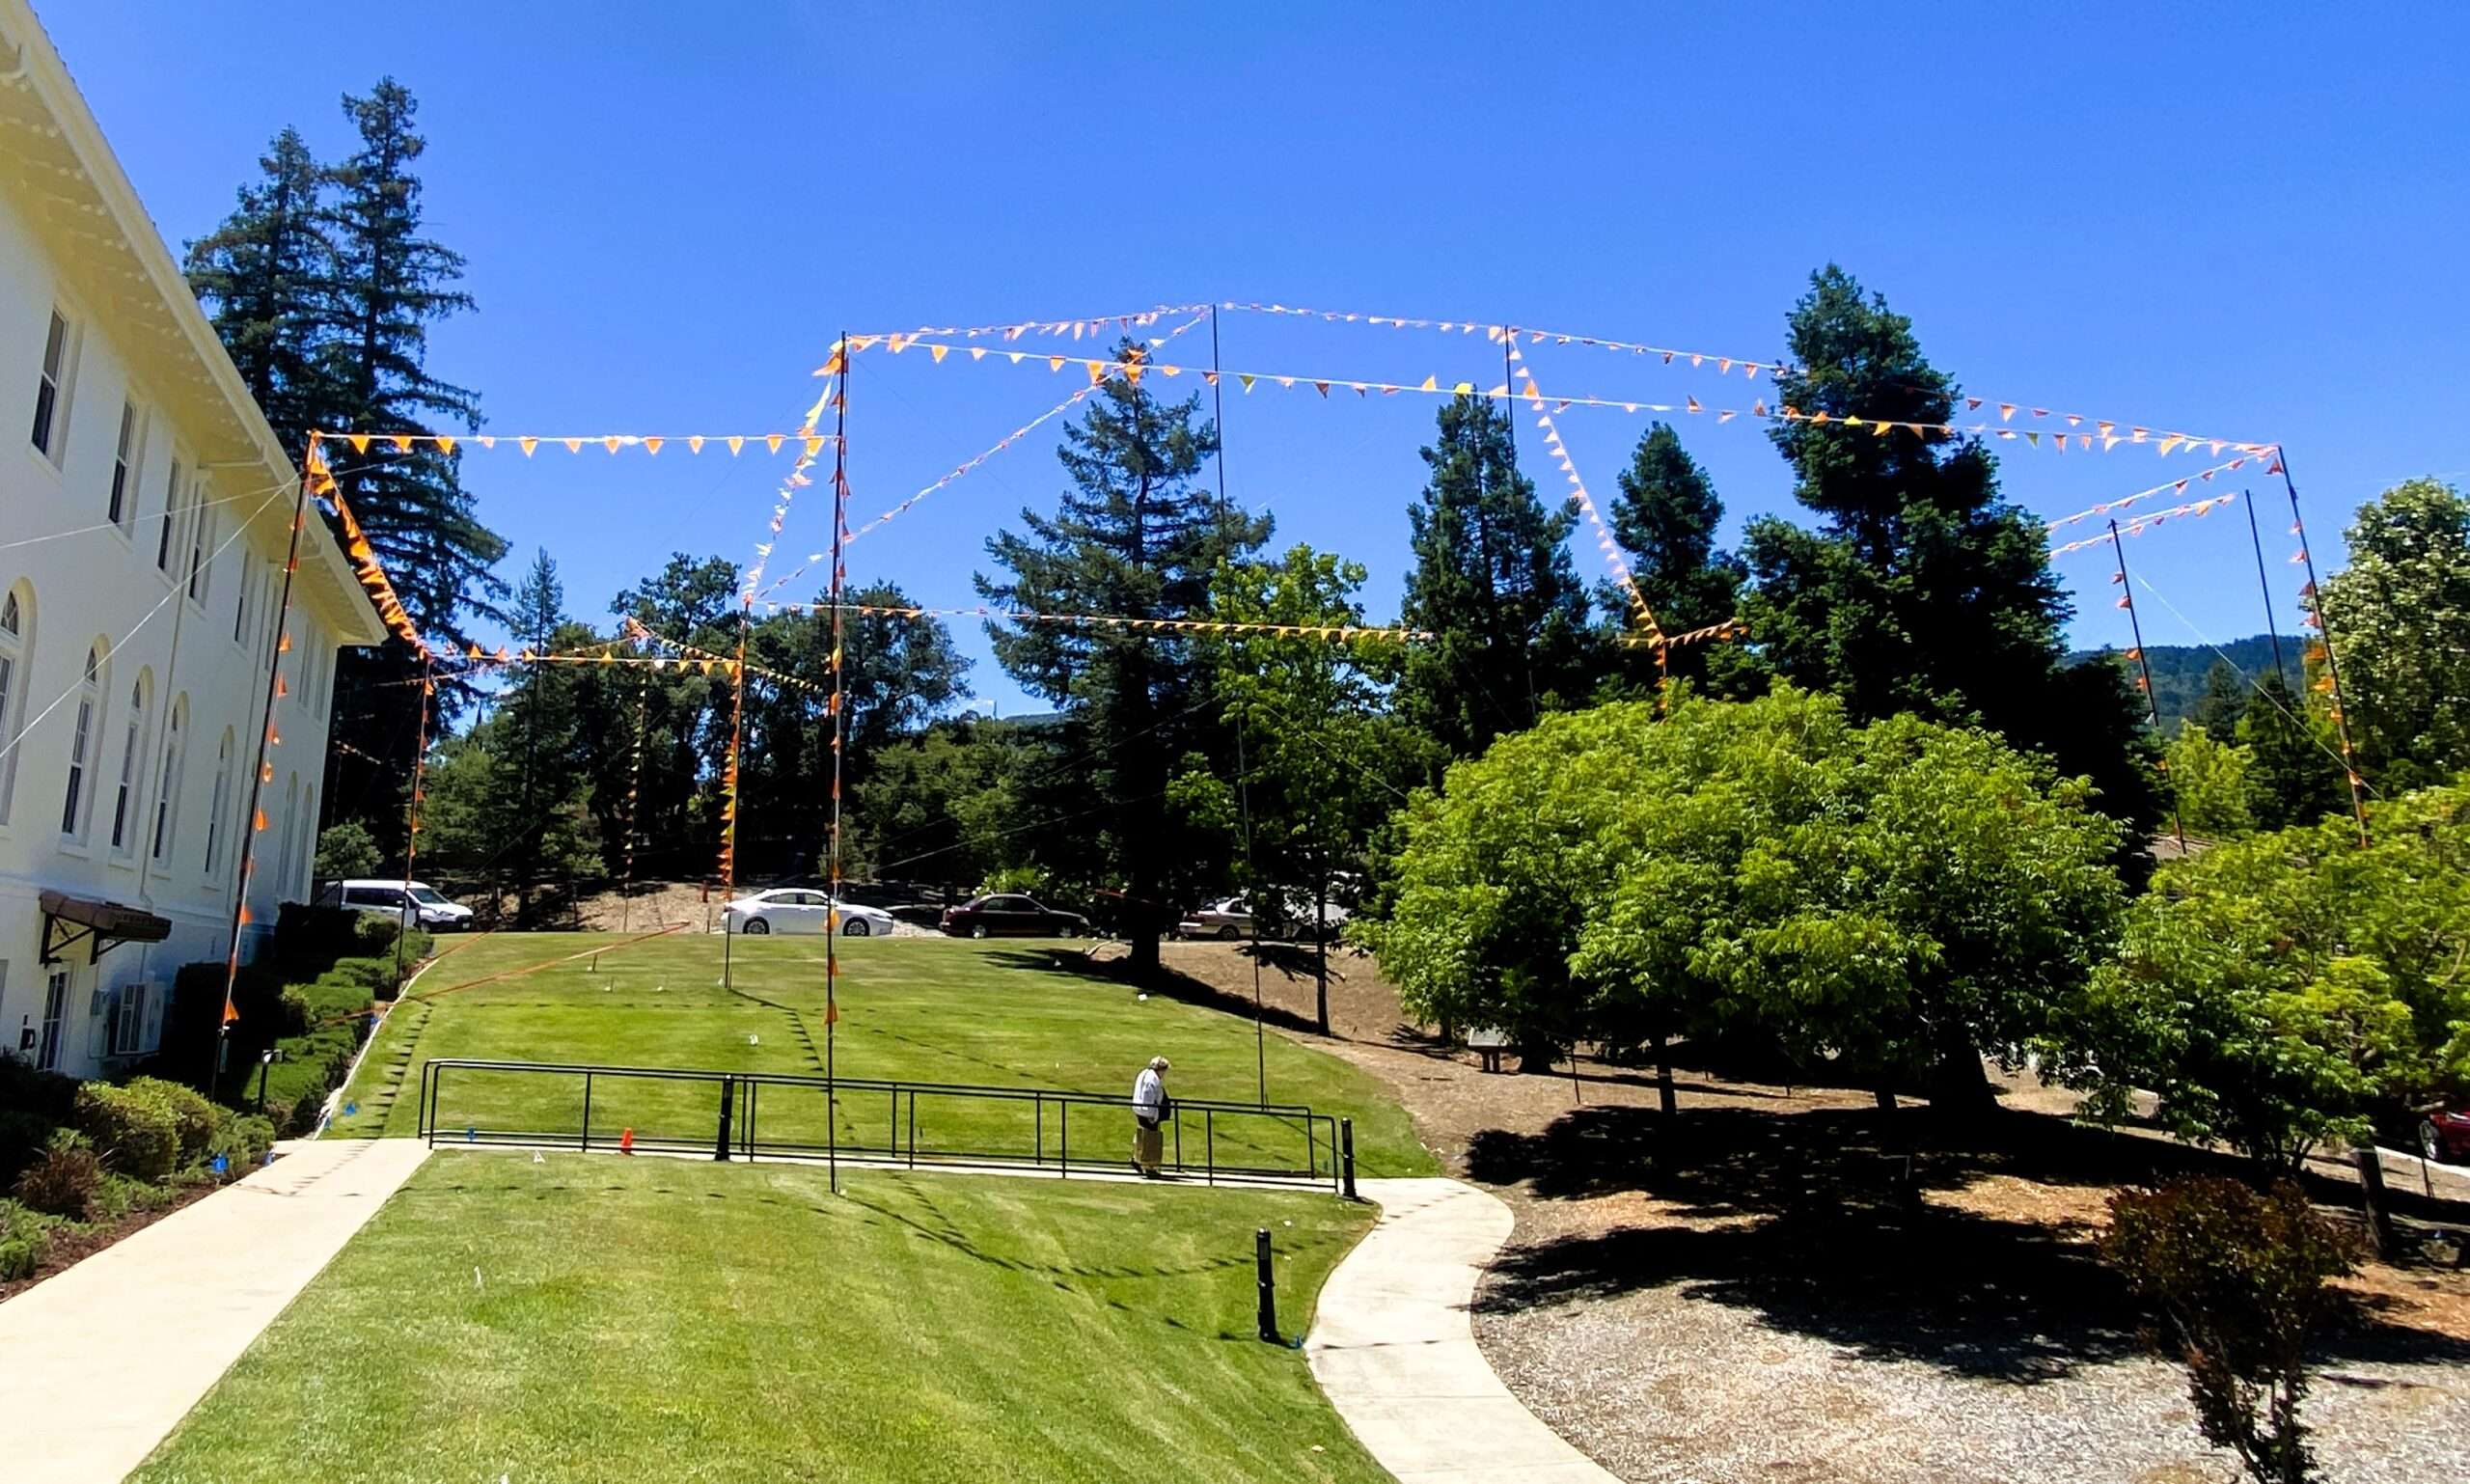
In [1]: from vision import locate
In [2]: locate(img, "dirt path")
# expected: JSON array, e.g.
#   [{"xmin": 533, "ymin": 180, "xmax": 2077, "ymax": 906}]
[{"xmin": 1152, "ymin": 942, "xmax": 2470, "ymax": 1484}]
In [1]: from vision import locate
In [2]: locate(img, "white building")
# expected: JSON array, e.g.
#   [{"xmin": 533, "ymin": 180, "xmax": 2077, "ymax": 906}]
[{"xmin": 0, "ymin": 2, "xmax": 386, "ymax": 1079}]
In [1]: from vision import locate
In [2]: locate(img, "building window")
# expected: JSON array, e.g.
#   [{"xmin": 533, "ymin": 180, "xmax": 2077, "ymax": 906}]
[
  {"xmin": 110, "ymin": 674, "xmax": 149, "ymax": 855},
  {"xmin": 0, "ymin": 586, "xmax": 24, "ymax": 827},
  {"xmin": 62, "ymin": 642, "xmax": 104, "ymax": 840},
  {"xmin": 204, "ymin": 729, "xmax": 233, "ymax": 874},
  {"xmin": 37, "ymin": 969, "xmax": 69, "ymax": 1072},
  {"xmin": 30, "ymin": 310, "xmax": 69, "ymax": 458},
  {"xmin": 155, "ymin": 460, "xmax": 183, "ymax": 572},
  {"xmin": 186, "ymin": 498, "xmax": 212, "ymax": 602},
  {"xmin": 109, "ymin": 981, "xmax": 152, "ymax": 1058},
  {"xmin": 153, "ymin": 698, "xmax": 185, "ymax": 862},
  {"xmin": 109, "ymin": 402, "xmax": 140, "ymax": 528}
]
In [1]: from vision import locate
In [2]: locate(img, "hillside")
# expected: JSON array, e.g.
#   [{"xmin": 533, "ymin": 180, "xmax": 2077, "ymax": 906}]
[{"xmin": 2070, "ymin": 634, "xmax": 2299, "ymax": 732}]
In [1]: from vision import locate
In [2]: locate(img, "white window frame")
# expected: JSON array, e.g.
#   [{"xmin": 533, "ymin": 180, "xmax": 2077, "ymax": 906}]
[
  {"xmin": 0, "ymin": 585, "xmax": 25, "ymax": 828},
  {"xmin": 37, "ymin": 968, "xmax": 69, "ymax": 1072},
  {"xmin": 185, "ymin": 478, "xmax": 213, "ymax": 604},
  {"xmin": 109, "ymin": 673, "xmax": 149, "ymax": 857},
  {"xmin": 108, "ymin": 400, "xmax": 143, "ymax": 532},
  {"xmin": 61, "ymin": 642, "xmax": 105, "ymax": 844},
  {"xmin": 154, "ymin": 458, "xmax": 184, "ymax": 573},
  {"xmin": 203, "ymin": 729, "xmax": 233, "ymax": 875},
  {"xmin": 29, "ymin": 308, "xmax": 74, "ymax": 464},
  {"xmin": 152, "ymin": 696, "xmax": 185, "ymax": 863}
]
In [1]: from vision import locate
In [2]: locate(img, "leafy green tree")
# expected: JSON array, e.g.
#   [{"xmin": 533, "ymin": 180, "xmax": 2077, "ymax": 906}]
[
  {"xmin": 2045, "ymin": 781, "xmax": 2470, "ymax": 1168},
  {"xmin": 1739, "ymin": 266, "xmax": 2161, "ymax": 838},
  {"xmin": 850, "ymin": 718, "xmax": 1057, "ymax": 894},
  {"xmin": 1361, "ymin": 687, "xmax": 2127, "ymax": 1109},
  {"xmin": 1211, "ymin": 545, "xmax": 1430, "ymax": 1031},
  {"xmin": 605, "ymin": 554, "xmax": 744, "ymax": 875},
  {"xmin": 2191, "ymin": 659, "xmax": 2250, "ymax": 742},
  {"xmin": 1605, "ymin": 423, "xmax": 1753, "ymax": 694},
  {"xmin": 2236, "ymin": 672, "xmax": 2346, "ymax": 832},
  {"xmin": 183, "ymin": 126, "xmax": 335, "ymax": 458},
  {"xmin": 2312, "ymin": 478, "xmax": 2470, "ymax": 790},
  {"xmin": 977, "ymin": 343, "xmax": 1267, "ymax": 974},
  {"xmin": 1398, "ymin": 396, "xmax": 1599, "ymax": 762},
  {"xmin": 313, "ymin": 819, "xmax": 382, "ymax": 882},
  {"xmin": 2166, "ymin": 721, "xmax": 2258, "ymax": 838}
]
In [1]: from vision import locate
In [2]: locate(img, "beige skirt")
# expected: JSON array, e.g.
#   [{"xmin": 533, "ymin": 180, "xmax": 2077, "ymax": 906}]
[{"xmin": 1134, "ymin": 1121, "xmax": 1164, "ymax": 1168}]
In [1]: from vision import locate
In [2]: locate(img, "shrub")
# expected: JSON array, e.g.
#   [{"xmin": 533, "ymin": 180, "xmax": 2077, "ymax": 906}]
[
  {"xmin": 0, "ymin": 1058, "xmax": 80, "ymax": 1120},
  {"xmin": 208, "ymin": 1114, "xmax": 276, "ymax": 1173},
  {"xmin": 0, "ymin": 1109, "xmax": 60, "ymax": 1186},
  {"xmin": 124, "ymin": 1077, "xmax": 225, "ymax": 1167},
  {"xmin": 352, "ymin": 910, "xmax": 401, "ymax": 952},
  {"xmin": 274, "ymin": 902, "xmax": 367, "ymax": 966},
  {"xmin": 0, "ymin": 1197, "xmax": 57, "ymax": 1280},
  {"xmin": 2103, "ymin": 1177, "xmax": 2358, "ymax": 1484},
  {"xmin": 12, "ymin": 1131, "xmax": 102, "ymax": 1219},
  {"xmin": 73, "ymin": 1082, "xmax": 179, "ymax": 1181}
]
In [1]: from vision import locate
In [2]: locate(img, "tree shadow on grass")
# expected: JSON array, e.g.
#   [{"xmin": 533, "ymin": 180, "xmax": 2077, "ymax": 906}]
[
  {"xmin": 1468, "ymin": 1102, "xmax": 2470, "ymax": 1384},
  {"xmin": 984, "ymin": 948, "xmax": 1333, "ymax": 1039}
]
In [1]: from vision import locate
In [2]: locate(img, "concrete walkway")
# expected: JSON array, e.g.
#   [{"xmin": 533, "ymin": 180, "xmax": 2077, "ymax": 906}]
[
  {"xmin": 1308, "ymin": 1177, "xmax": 1617, "ymax": 1483},
  {"xmin": 0, "ymin": 1138, "xmax": 430, "ymax": 1483}
]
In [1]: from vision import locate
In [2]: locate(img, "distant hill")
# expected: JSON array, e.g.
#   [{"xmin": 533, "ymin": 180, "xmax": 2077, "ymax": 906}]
[{"xmin": 2069, "ymin": 634, "xmax": 2299, "ymax": 732}]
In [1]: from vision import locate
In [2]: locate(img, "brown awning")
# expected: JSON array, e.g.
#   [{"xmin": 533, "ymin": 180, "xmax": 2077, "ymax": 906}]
[{"xmin": 40, "ymin": 890, "xmax": 173, "ymax": 965}]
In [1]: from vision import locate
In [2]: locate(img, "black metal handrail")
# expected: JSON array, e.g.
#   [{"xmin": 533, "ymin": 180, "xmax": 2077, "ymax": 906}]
[{"xmin": 416, "ymin": 1058, "xmax": 1351, "ymax": 1194}]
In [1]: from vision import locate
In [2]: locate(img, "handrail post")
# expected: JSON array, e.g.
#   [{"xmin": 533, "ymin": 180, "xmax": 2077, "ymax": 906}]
[
  {"xmin": 715, "ymin": 1074, "xmax": 734, "ymax": 1161},
  {"xmin": 1206, "ymin": 1110, "xmax": 1215, "ymax": 1187},
  {"xmin": 1340, "ymin": 1117, "xmax": 1357, "ymax": 1200},
  {"xmin": 1035, "ymin": 1095, "xmax": 1043, "ymax": 1168},
  {"xmin": 580, "ymin": 1071, "xmax": 592, "ymax": 1151},
  {"xmin": 745, "ymin": 1079, "xmax": 757, "ymax": 1162},
  {"xmin": 1059, "ymin": 1098, "xmax": 1069, "ymax": 1179},
  {"xmin": 1172, "ymin": 1109, "xmax": 1182, "ymax": 1174},
  {"xmin": 907, "ymin": 1088, "xmax": 916, "ymax": 1169},
  {"xmin": 1255, "ymin": 1227, "xmax": 1277, "ymax": 1342}
]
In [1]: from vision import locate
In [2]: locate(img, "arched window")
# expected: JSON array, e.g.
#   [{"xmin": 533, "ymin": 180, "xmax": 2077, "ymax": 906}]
[
  {"xmin": 110, "ymin": 671, "xmax": 151, "ymax": 855},
  {"xmin": 295, "ymin": 784, "xmax": 317, "ymax": 898},
  {"xmin": 0, "ymin": 584, "xmax": 28, "ymax": 826},
  {"xmin": 151, "ymin": 695, "xmax": 186, "ymax": 863},
  {"xmin": 62, "ymin": 640, "xmax": 106, "ymax": 840},
  {"xmin": 277, "ymin": 772, "xmax": 300, "ymax": 900},
  {"xmin": 204, "ymin": 728, "xmax": 233, "ymax": 874}
]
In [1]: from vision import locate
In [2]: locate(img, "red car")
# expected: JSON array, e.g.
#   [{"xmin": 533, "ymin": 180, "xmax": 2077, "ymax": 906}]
[
  {"xmin": 938, "ymin": 893, "xmax": 1089, "ymax": 940},
  {"xmin": 2419, "ymin": 1110, "xmax": 2470, "ymax": 1166}
]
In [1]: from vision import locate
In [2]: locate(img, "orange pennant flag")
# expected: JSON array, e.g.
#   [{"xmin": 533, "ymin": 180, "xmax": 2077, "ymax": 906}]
[
  {"xmin": 562, "ymin": 438, "xmax": 583, "ymax": 453},
  {"xmin": 645, "ymin": 437, "xmax": 663, "ymax": 455},
  {"xmin": 348, "ymin": 433, "xmax": 371, "ymax": 455}
]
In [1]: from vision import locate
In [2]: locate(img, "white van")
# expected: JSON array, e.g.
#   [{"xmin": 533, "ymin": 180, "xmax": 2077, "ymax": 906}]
[{"xmin": 313, "ymin": 879, "xmax": 477, "ymax": 932}]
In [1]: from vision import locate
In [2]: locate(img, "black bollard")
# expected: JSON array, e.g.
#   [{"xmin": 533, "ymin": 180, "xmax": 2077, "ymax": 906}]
[
  {"xmin": 1340, "ymin": 1117, "xmax": 1358, "ymax": 1201},
  {"xmin": 1255, "ymin": 1227, "xmax": 1277, "ymax": 1342}
]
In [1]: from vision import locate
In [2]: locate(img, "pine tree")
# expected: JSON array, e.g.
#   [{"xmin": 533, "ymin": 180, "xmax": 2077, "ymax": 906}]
[
  {"xmin": 977, "ymin": 342, "xmax": 1268, "ymax": 975},
  {"xmin": 2237, "ymin": 672, "xmax": 2346, "ymax": 831},
  {"xmin": 1398, "ymin": 396, "xmax": 1597, "ymax": 761},
  {"xmin": 2190, "ymin": 658, "xmax": 2249, "ymax": 742},
  {"xmin": 1606, "ymin": 422, "xmax": 1751, "ymax": 694},
  {"xmin": 1740, "ymin": 265, "xmax": 2162, "ymax": 843},
  {"xmin": 492, "ymin": 550, "xmax": 596, "ymax": 920},
  {"xmin": 183, "ymin": 126, "xmax": 335, "ymax": 459}
]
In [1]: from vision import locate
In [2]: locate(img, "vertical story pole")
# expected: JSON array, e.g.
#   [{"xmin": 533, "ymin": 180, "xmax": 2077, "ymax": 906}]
[
  {"xmin": 218, "ymin": 436, "xmax": 319, "ymax": 1068},
  {"xmin": 618, "ymin": 671, "xmax": 647, "ymax": 935},
  {"xmin": 2240, "ymin": 488, "xmax": 2290, "ymax": 689},
  {"xmin": 825, "ymin": 333, "xmax": 850, "ymax": 1195},
  {"xmin": 721, "ymin": 609, "xmax": 746, "ymax": 987},
  {"xmin": 2279, "ymin": 452, "xmax": 2372, "ymax": 845},
  {"xmin": 392, "ymin": 655, "xmax": 433, "ymax": 992},
  {"xmin": 2108, "ymin": 519, "xmax": 2186, "ymax": 852},
  {"xmin": 1209, "ymin": 307, "xmax": 1268, "ymax": 1108}
]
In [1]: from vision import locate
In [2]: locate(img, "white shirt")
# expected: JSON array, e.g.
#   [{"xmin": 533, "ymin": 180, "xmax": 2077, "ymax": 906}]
[{"xmin": 1133, "ymin": 1067, "xmax": 1166, "ymax": 1119}]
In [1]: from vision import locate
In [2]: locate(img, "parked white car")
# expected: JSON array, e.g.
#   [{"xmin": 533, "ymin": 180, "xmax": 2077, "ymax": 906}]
[
  {"xmin": 314, "ymin": 879, "xmax": 476, "ymax": 931},
  {"xmin": 724, "ymin": 888, "xmax": 896, "ymax": 937}
]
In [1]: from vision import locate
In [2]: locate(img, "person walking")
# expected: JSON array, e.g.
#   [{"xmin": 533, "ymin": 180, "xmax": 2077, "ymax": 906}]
[{"xmin": 1131, "ymin": 1056, "xmax": 1172, "ymax": 1177}]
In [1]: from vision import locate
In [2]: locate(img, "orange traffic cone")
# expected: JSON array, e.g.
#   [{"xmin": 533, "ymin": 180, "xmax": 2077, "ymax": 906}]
[{"xmin": 619, "ymin": 1127, "xmax": 635, "ymax": 1155}]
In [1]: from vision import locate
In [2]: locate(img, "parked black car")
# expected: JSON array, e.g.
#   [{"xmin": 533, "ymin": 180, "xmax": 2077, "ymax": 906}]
[{"xmin": 939, "ymin": 893, "xmax": 1089, "ymax": 939}]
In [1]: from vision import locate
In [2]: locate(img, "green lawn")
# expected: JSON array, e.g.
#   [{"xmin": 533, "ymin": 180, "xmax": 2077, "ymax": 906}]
[
  {"xmin": 133, "ymin": 1153, "xmax": 1386, "ymax": 1484},
  {"xmin": 332, "ymin": 933, "xmax": 1433, "ymax": 1178}
]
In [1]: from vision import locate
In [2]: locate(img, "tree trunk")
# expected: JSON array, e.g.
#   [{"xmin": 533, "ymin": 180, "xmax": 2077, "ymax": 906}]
[
  {"xmin": 1876, "ymin": 1084, "xmax": 1920, "ymax": 1206},
  {"xmin": 1651, "ymin": 1031, "xmax": 1678, "ymax": 1118},
  {"xmin": 2352, "ymin": 1146, "xmax": 2398, "ymax": 1258},
  {"xmin": 1128, "ymin": 928, "xmax": 1160, "ymax": 978},
  {"xmin": 1516, "ymin": 1036, "xmax": 1558, "ymax": 1075},
  {"xmin": 1313, "ymin": 872, "xmax": 1330, "ymax": 1036}
]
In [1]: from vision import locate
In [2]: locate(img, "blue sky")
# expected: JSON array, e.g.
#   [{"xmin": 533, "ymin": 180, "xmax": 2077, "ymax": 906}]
[{"xmin": 44, "ymin": 2, "xmax": 2470, "ymax": 714}]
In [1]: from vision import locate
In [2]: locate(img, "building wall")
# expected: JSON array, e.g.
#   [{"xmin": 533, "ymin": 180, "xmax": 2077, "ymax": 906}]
[{"xmin": 0, "ymin": 195, "xmax": 345, "ymax": 1080}]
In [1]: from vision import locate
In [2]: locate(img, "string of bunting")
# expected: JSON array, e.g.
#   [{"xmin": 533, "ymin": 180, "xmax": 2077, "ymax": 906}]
[
  {"xmin": 840, "ymin": 302, "xmax": 1213, "ymax": 351},
  {"xmin": 620, "ymin": 617, "xmax": 832, "ymax": 695},
  {"xmin": 313, "ymin": 430, "xmax": 841, "ymax": 458},
  {"xmin": 1512, "ymin": 349, "xmax": 1661, "ymax": 640},
  {"xmin": 2042, "ymin": 452, "xmax": 2280, "ymax": 533},
  {"xmin": 1219, "ymin": 301, "xmax": 2272, "ymax": 454},
  {"xmin": 842, "ymin": 310, "xmax": 1211, "ymax": 546},
  {"xmin": 305, "ymin": 438, "xmax": 429, "ymax": 659},
  {"xmin": 743, "ymin": 375, "xmax": 842, "ymax": 604},
  {"xmin": 2046, "ymin": 492, "xmax": 2241, "ymax": 561},
  {"xmin": 761, "ymin": 599, "xmax": 1434, "ymax": 644},
  {"xmin": 844, "ymin": 342, "xmax": 2273, "ymax": 458}
]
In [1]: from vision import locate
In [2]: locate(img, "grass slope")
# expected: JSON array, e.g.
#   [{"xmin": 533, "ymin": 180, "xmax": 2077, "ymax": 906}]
[
  {"xmin": 133, "ymin": 1153, "xmax": 1385, "ymax": 1484},
  {"xmin": 335, "ymin": 934, "xmax": 1433, "ymax": 1177}
]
